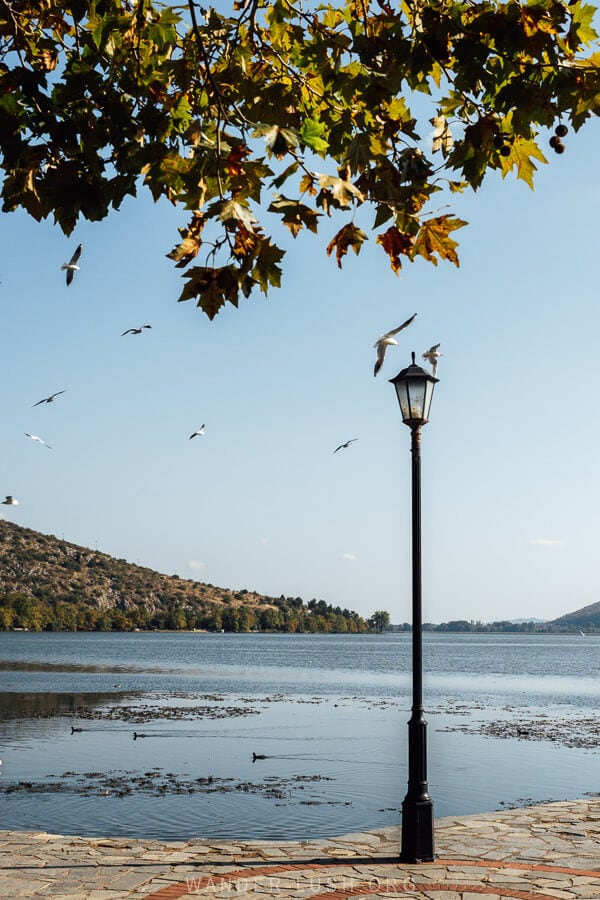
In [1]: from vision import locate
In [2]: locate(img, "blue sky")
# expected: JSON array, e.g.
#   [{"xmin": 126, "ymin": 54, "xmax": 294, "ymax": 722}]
[{"xmin": 1, "ymin": 115, "xmax": 599, "ymax": 625}]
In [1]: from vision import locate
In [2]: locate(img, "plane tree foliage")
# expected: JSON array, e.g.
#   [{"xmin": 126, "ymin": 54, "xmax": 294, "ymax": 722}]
[{"xmin": 1, "ymin": 0, "xmax": 598, "ymax": 318}]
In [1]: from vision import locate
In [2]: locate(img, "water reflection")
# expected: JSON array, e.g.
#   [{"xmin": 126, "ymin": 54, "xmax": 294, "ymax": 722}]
[{"xmin": 0, "ymin": 691, "xmax": 129, "ymax": 720}]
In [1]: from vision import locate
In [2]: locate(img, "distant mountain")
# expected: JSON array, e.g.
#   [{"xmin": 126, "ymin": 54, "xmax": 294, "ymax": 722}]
[
  {"xmin": 549, "ymin": 601, "xmax": 600, "ymax": 630},
  {"xmin": 508, "ymin": 617, "xmax": 546, "ymax": 624},
  {"xmin": 0, "ymin": 520, "xmax": 367, "ymax": 633}
]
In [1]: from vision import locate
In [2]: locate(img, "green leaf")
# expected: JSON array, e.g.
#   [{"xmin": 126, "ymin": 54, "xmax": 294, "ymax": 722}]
[
  {"xmin": 252, "ymin": 239, "xmax": 285, "ymax": 293},
  {"xmin": 299, "ymin": 119, "xmax": 329, "ymax": 154}
]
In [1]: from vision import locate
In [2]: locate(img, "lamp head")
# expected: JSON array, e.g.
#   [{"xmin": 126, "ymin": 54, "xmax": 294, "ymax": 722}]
[{"xmin": 389, "ymin": 352, "xmax": 438, "ymax": 427}]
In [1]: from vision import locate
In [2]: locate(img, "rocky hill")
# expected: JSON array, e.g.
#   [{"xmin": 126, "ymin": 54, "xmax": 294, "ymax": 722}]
[
  {"xmin": 0, "ymin": 520, "xmax": 367, "ymax": 633},
  {"xmin": 549, "ymin": 601, "xmax": 600, "ymax": 630}
]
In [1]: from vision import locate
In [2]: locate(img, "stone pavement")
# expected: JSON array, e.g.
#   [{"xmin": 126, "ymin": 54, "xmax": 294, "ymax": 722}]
[{"xmin": 1, "ymin": 799, "xmax": 599, "ymax": 899}]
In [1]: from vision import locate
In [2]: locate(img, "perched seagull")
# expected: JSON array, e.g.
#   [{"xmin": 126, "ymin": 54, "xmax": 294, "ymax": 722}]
[
  {"xmin": 189, "ymin": 424, "xmax": 206, "ymax": 439},
  {"xmin": 121, "ymin": 325, "xmax": 152, "ymax": 336},
  {"xmin": 32, "ymin": 390, "xmax": 67, "ymax": 407},
  {"xmin": 61, "ymin": 243, "xmax": 83, "ymax": 286},
  {"xmin": 24, "ymin": 433, "xmax": 52, "ymax": 450},
  {"xmin": 2, "ymin": 496, "xmax": 19, "ymax": 506},
  {"xmin": 373, "ymin": 313, "xmax": 417, "ymax": 376},
  {"xmin": 422, "ymin": 343, "xmax": 442, "ymax": 376},
  {"xmin": 333, "ymin": 438, "xmax": 358, "ymax": 454}
]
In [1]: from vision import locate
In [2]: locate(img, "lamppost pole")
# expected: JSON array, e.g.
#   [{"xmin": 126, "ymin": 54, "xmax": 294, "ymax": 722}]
[
  {"xmin": 389, "ymin": 353, "xmax": 437, "ymax": 864},
  {"xmin": 401, "ymin": 421, "xmax": 434, "ymax": 863}
]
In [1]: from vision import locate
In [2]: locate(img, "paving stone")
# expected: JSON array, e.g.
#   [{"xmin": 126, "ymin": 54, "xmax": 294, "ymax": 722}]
[{"xmin": 1, "ymin": 799, "xmax": 600, "ymax": 899}]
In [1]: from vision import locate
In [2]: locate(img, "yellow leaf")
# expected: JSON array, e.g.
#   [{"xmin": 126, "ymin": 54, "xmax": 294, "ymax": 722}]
[
  {"xmin": 413, "ymin": 215, "xmax": 467, "ymax": 267},
  {"xmin": 499, "ymin": 138, "xmax": 547, "ymax": 190}
]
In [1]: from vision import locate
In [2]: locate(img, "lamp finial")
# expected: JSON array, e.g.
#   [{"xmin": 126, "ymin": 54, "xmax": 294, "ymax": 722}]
[{"xmin": 411, "ymin": 351, "xmax": 416, "ymax": 365}]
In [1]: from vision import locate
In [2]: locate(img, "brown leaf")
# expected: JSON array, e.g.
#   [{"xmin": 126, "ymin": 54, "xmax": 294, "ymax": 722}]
[
  {"xmin": 376, "ymin": 227, "xmax": 415, "ymax": 274},
  {"xmin": 326, "ymin": 223, "xmax": 368, "ymax": 269},
  {"xmin": 177, "ymin": 266, "xmax": 241, "ymax": 319},
  {"xmin": 167, "ymin": 212, "xmax": 207, "ymax": 268},
  {"xmin": 226, "ymin": 144, "xmax": 250, "ymax": 177}
]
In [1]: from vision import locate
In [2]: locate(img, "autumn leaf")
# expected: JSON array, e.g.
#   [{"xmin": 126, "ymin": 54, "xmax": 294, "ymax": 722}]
[
  {"xmin": 177, "ymin": 266, "xmax": 241, "ymax": 320},
  {"xmin": 166, "ymin": 212, "xmax": 207, "ymax": 268},
  {"xmin": 0, "ymin": 0, "xmax": 597, "ymax": 318},
  {"xmin": 570, "ymin": 3, "xmax": 598, "ymax": 46},
  {"xmin": 254, "ymin": 125, "xmax": 300, "ymax": 159},
  {"xmin": 209, "ymin": 199, "xmax": 257, "ymax": 231},
  {"xmin": 413, "ymin": 215, "xmax": 467, "ymax": 267},
  {"xmin": 225, "ymin": 144, "xmax": 250, "ymax": 177},
  {"xmin": 499, "ymin": 138, "xmax": 547, "ymax": 190},
  {"xmin": 376, "ymin": 227, "xmax": 415, "ymax": 274},
  {"xmin": 268, "ymin": 196, "xmax": 320, "ymax": 236},
  {"xmin": 33, "ymin": 49, "xmax": 58, "ymax": 72},
  {"xmin": 431, "ymin": 114, "xmax": 453, "ymax": 154},
  {"xmin": 299, "ymin": 173, "xmax": 317, "ymax": 196},
  {"xmin": 326, "ymin": 223, "xmax": 368, "ymax": 268},
  {"xmin": 270, "ymin": 161, "xmax": 299, "ymax": 190},
  {"xmin": 316, "ymin": 174, "xmax": 364, "ymax": 209},
  {"xmin": 232, "ymin": 224, "xmax": 260, "ymax": 259}
]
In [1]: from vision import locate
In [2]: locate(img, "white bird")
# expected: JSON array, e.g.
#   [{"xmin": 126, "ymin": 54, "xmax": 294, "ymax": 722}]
[
  {"xmin": 333, "ymin": 438, "xmax": 358, "ymax": 454},
  {"xmin": 61, "ymin": 244, "xmax": 83, "ymax": 286},
  {"xmin": 2, "ymin": 496, "xmax": 19, "ymax": 506},
  {"xmin": 422, "ymin": 343, "xmax": 442, "ymax": 376},
  {"xmin": 122, "ymin": 325, "xmax": 152, "ymax": 336},
  {"xmin": 32, "ymin": 390, "xmax": 67, "ymax": 407},
  {"xmin": 24, "ymin": 433, "xmax": 52, "ymax": 450},
  {"xmin": 373, "ymin": 313, "xmax": 417, "ymax": 376},
  {"xmin": 189, "ymin": 424, "xmax": 205, "ymax": 439}
]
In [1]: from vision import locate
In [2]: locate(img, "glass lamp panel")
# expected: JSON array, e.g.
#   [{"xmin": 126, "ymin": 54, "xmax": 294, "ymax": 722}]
[
  {"xmin": 396, "ymin": 381, "xmax": 413, "ymax": 421},
  {"xmin": 421, "ymin": 379, "xmax": 435, "ymax": 422},
  {"xmin": 406, "ymin": 378, "xmax": 428, "ymax": 421}
]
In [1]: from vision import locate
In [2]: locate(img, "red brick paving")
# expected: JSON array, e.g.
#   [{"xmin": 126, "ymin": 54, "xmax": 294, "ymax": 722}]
[{"xmin": 143, "ymin": 858, "xmax": 596, "ymax": 899}]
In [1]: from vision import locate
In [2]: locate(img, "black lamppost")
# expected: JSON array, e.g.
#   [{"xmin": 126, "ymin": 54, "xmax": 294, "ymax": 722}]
[{"xmin": 389, "ymin": 352, "xmax": 438, "ymax": 864}]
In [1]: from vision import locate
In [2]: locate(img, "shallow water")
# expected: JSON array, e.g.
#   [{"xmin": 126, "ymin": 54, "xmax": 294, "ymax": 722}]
[{"xmin": 0, "ymin": 632, "xmax": 598, "ymax": 839}]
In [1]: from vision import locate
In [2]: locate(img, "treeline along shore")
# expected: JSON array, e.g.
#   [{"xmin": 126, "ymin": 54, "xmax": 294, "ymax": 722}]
[
  {"xmin": 390, "ymin": 619, "xmax": 600, "ymax": 635},
  {"xmin": 1, "ymin": 521, "xmax": 598, "ymax": 634},
  {"xmin": 0, "ymin": 521, "xmax": 369, "ymax": 633}
]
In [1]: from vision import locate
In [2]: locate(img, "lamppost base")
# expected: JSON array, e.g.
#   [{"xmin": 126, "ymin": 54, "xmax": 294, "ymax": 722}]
[{"xmin": 400, "ymin": 797, "xmax": 435, "ymax": 863}]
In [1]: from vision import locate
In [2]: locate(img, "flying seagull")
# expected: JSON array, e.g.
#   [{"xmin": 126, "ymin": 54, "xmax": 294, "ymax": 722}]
[
  {"xmin": 422, "ymin": 343, "xmax": 442, "ymax": 376},
  {"xmin": 121, "ymin": 325, "xmax": 152, "ymax": 336},
  {"xmin": 189, "ymin": 424, "xmax": 206, "ymax": 439},
  {"xmin": 373, "ymin": 313, "xmax": 417, "ymax": 376},
  {"xmin": 2, "ymin": 496, "xmax": 19, "ymax": 506},
  {"xmin": 24, "ymin": 433, "xmax": 52, "ymax": 450},
  {"xmin": 61, "ymin": 243, "xmax": 83, "ymax": 286},
  {"xmin": 333, "ymin": 438, "xmax": 358, "ymax": 454},
  {"xmin": 32, "ymin": 390, "xmax": 67, "ymax": 407}
]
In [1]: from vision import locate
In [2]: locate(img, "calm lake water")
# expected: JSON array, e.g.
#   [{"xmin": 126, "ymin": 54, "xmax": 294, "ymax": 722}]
[{"xmin": 0, "ymin": 631, "xmax": 598, "ymax": 840}]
